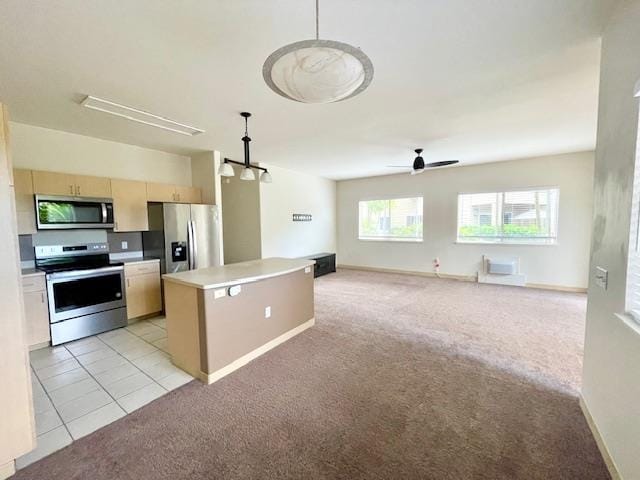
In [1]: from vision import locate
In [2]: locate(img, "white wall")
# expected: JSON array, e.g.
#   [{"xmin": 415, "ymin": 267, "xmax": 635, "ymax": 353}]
[
  {"xmin": 10, "ymin": 122, "xmax": 192, "ymax": 185},
  {"xmin": 259, "ymin": 164, "xmax": 336, "ymax": 258},
  {"xmin": 337, "ymin": 152, "xmax": 594, "ymax": 289},
  {"xmin": 582, "ymin": 1, "xmax": 640, "ymax": 478}
]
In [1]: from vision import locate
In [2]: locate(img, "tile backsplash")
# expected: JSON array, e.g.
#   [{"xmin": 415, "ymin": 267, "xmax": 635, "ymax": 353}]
[
  {"xmin": 107, "ymin": 231, "xmax": 143, "ymax": 253},
  {"xmin": 19, "ymin": 235, "xmax": 34, "ymax": 261},
  {"xmin": 18, "ymin": 230, "xmax": 144, "ymax": 260}
]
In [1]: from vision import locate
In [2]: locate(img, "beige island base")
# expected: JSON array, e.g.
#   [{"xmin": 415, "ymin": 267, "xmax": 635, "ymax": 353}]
[{"xmin": 162, "ymin": 257, "xmax": 316, "ymax": 384}]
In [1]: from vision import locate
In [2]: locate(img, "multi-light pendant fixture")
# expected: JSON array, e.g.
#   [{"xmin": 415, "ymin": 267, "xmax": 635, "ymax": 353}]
[
  {"xmin": 262, "ymin": 0, "xmax": 374, "ymax": 103},
  {"xmin": 218, "ymin": 112, "xmax": 272, "ymax": 183}
]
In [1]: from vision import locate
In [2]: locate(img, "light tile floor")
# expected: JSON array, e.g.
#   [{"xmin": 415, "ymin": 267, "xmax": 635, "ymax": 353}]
[{"xmin": 18, "ymin": 315, "xmax": 192, "ymax": 469}]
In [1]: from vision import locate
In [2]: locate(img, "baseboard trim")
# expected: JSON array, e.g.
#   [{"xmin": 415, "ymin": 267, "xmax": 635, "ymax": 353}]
[
  {"xmin": 337, "ymin": 264, "xmax": 476, "ymax": 282},
  {"xmin": 28, "ymin": 341, "xmax": 51, "ymax": 352},
  {"xmin": 201, "ymin": 318, "xmax": 315, "ymax": 385},
  {"xmin": 0, "ymin": 460, "xmax": 15, "ymax": 480},
  {"xmin": 127, "ymin": 311, "xmax": 164, "ymax": 325},
  {"xmin": 337, "ymin": 264, "xmax": 587, "ymax": 292},
  {"xmin": 526, "ymin": 283, "xmax": 587, "ymax": 293},
  {"xmin": 579, "ymin": 395, "xmax": 621, "ymax": 480}
]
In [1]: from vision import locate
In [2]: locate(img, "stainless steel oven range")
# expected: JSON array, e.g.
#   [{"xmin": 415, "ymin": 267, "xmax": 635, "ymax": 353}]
[{"xmin": 35, "ymin": 242, "xmax": 127, "ymax": 345}]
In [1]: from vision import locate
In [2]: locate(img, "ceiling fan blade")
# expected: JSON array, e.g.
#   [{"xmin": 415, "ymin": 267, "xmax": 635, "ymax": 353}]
[
  {"xmin": 386, "ymin": 165, "xmax": 411, "ymax": 168},
  {"xmin": 425, "ymin": 160, "xmax": 459, "ymax": 168}
]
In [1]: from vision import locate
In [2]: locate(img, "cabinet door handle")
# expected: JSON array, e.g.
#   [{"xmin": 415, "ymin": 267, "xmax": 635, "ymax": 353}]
[
  {"xmin": 40, "ymin": 292, "xmax": 44, "ymax": 303},
  {"xmin": 177, "ymin": 193, "xmax": 181, "ymax": 201},
  {"xmin": 70, "ymin": 185, "xmax": 74, "ymax": 194},
  {"xmin": 77, "ymin": 185, "xmax": 81, "ymax": 196},
  {"xmin": 127, "ymin": 278, "xmax": 130, "ymax": 288}
]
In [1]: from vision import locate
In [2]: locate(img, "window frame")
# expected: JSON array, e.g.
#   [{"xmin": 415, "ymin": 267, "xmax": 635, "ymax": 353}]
[
  {"xmin": 358, "ymin": 195, "xmax": 424, "ymax": 242},
  {"xmin": 625, "ymin": 91, "xmax": 640, "ymax": 324},
  {"xmin": 456, "ymin": 186, "xmax": 560, "ymax": 246}
]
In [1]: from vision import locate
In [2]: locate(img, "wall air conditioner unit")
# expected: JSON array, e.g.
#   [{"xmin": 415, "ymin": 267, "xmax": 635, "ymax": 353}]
[
  {"xmin": 478, "ymin": 255, "xmax": 526, "ymax": 286},
  {"xmin": 487, "ymin": 259, "xmax": 518, "ymax": 275}
]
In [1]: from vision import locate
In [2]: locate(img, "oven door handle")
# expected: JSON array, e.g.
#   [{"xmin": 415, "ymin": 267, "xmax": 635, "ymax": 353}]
[
  {"xmin": 101, "ymin": 203, "xmax": 108, "ymax": 224},
  {"xmin": 47, "ymin": 265, "xmax": 124, "ymax": 281}
]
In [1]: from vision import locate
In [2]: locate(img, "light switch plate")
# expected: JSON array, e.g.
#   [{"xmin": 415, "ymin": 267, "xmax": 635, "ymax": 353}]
[
  {"xmin": 265, "ymin": 306, "xmax": 271, "ymax": 318},
  {"xmin": 305, "ymin": 266, "xmax": 311, "ymax": 274},
  {"xmin": 121, "ymin": 241, "xmax": 128, "ymax": 250},
  {"xmin": 595, "ymin": 266, "xmax": 608, "ymax": 290},
  {"xmin": 214, "ymin": 288, "xmax": 226, "ymax": 299}
]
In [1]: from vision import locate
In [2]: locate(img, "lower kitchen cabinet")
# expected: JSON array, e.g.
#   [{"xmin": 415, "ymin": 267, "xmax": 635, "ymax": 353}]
[
  {"xmin": 125, "ymin": 261, "xmax": 162, "ymax": 320},
  {"xmin": 22, "ymin": 274, "xmax": 51, "ymax": 348}
]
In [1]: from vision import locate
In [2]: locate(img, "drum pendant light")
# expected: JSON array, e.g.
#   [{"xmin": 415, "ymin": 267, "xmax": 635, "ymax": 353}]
[{"xmin": 263, "ymin": 0, "xmax": 374, "ymax": 104}]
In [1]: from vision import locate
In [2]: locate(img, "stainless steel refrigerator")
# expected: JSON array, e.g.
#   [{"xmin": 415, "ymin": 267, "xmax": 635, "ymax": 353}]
[{"xmin": 143, "ymin": 203, "xmax": 221, "ymax": 274}]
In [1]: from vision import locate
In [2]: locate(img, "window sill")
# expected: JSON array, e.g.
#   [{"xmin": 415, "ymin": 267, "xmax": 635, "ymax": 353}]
[
  {"xmin": 615, "ymin": 313, "xmax": 640, "ymax": 337},
  {"xmin": 455, "ymin": 240, "xmax": 557, "ymax": 246},
  {"xmin": 358, "ymin": 238, "xmax": 423, "ymax": 243}
]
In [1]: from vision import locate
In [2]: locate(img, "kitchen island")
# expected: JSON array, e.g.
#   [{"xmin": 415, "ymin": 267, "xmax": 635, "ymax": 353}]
[{"xmin": 162, "ymin": 257, "xmax": 315, "ymax": 384}]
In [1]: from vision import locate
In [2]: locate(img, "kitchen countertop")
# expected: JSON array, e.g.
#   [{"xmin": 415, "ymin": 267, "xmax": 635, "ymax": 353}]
[
  {"xmin": 118, "ymin": 257, "xmax": 161, "ymax": 265},
  {"xmin": 21, "ymin": 268, "xmax": 45, "ymax": 277},
  {"xmin": 162, "ymin": 257, "xmax": 315, "ymax": 290}
]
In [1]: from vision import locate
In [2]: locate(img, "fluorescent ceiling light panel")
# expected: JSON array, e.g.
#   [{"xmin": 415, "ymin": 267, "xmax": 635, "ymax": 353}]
[{"xmin": 81, "ymin": 96, "xmax": 204, "ymax": 136}]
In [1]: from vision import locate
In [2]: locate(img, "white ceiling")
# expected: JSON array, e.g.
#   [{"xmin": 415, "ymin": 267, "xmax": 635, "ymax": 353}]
[{"xmin": 0, "ymin": 0, "xmax": 616, "ymax": 180}]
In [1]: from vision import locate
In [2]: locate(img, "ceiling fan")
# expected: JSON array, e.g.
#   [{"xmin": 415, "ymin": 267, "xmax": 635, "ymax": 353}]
[{"xmin": 387, "ymin": 149, "xmax": 459, "ymax": 175}]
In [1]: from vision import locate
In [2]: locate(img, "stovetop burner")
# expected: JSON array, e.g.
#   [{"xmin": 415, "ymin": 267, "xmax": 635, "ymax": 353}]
[
  {"xmin": 36, "ymin": 258, "xmax": 124, "ymax": 274},
  {"xmin": 34, "ymin": 242, "xmax": 122, "ymax": 274}
]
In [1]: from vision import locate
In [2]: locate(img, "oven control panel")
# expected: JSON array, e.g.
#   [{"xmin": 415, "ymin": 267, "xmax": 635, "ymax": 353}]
[{"xmin": 35, "ymin": 243, "xmax": 109, "ymax": 259}]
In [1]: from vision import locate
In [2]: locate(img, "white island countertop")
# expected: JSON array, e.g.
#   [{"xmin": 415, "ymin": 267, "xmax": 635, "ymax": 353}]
[{"xmin": 162, "ymin": 257, "xmax": 315, "ymax": 290}]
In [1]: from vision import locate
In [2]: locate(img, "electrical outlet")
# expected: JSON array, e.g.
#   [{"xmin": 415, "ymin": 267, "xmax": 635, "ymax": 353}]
[
  {"xmin": 595, "ymin": 266, "xmax": 608, "ymax": 290},
  {"xmin": 265, "ymin": 306, "xmax": 271, "ymax": 318},
  {"xmin": 121, "ymin": 241, "xmax": 128, "ymax": 250}
]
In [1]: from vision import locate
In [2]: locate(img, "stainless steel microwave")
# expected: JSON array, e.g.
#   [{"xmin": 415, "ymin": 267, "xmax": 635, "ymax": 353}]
[{"xmin": 36, "ymin": 195, "xmax": 114, "ymax": 229}]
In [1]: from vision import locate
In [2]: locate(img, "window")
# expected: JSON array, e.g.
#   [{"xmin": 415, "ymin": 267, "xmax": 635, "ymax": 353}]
[
  {"xmin": 457, "ymin": 188, "xmax": 559, "ymax": 244},
  {"xmin": 626, "ymin": 107, "xmax": 640, "ymax": 322},
  {"xmin": 359, "ymin": 197, "xmax": 423, "ymax": 241}
]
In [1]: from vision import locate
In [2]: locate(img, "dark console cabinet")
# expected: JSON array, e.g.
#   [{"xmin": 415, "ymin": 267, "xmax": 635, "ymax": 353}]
[{"xmin": 303, "ymin": 253, "xmax": 336, "ymax": 278}]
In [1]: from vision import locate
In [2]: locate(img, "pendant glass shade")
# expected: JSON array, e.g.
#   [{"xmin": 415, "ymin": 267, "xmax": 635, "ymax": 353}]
[
  {"xmin": 263, "ymin": 40, "xmax": 374, "ymax": 103},
  {"xmin": 218, "ymin": 162, "xmax": 235, "ymax": 177},
  {"xmin": 260, "ymin": 170, "xmax": 273, "ymax": 183},
  {"xmin": 240, "ymin": 167, "xmax": 255, "ymax": 181}
]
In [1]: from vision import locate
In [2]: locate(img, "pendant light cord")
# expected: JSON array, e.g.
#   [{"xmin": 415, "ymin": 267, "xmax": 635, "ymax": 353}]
[{"xmin": 315, "ymin": 0, "xmax": 319, "ymax": 40}]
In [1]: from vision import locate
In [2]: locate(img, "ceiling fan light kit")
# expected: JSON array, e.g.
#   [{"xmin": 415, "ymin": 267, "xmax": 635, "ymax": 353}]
[
  {"xmin": 217, "ymin": 112, "xmax": 273, "ymax": 183},
  {"xmin": 387, "ymin": 148, "xmax": 460, "ymax": 175},
  {"xmin": 263, "ymin": 0, "xmax": 374, "ymax": 103}
]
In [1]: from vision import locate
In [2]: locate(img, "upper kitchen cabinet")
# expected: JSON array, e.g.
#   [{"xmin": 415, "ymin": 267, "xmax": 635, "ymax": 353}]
[
  {"xmin": 111, "ymin": 178, "xmax": 148, "ymax": 232},
  {"xmin": 74, "ymin": 174, "xmax": 111, "ymax": 198},
  {"xmin": 32, "ymin": 170, "xmax": 75, "ymax": 196},
  {"xmin": 175, "ymin": 185, "xmax": 202, "ymax": 204},
  {"xmin": 146, "ymin": 182, "xmax": 176, "ymax": 202},
  {"xmin": 32, "ymin": 170, "xmax": 111, "ymax": 197},
  {"xmin": 147, "ymin": 181, "xmax": 202, "ymax": 203},
  {"xmin": 13, "ymin": 168, "xmax": 36, "ymax": 234}
]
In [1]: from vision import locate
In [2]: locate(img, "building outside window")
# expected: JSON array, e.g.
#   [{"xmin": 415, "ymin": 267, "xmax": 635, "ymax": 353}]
[
  {"xmin": 359, "ymin": 197, "xmax": 423, "ymax": 241},
  {"xmin": 457, "ymin": 188, "xmax": 559, "ymax": 244}
]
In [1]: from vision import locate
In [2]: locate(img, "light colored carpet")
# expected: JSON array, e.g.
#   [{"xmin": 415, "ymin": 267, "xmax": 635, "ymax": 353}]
[{"xmin": 12, "ymin": 269, "xmax": 608, "ymax": 479}]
